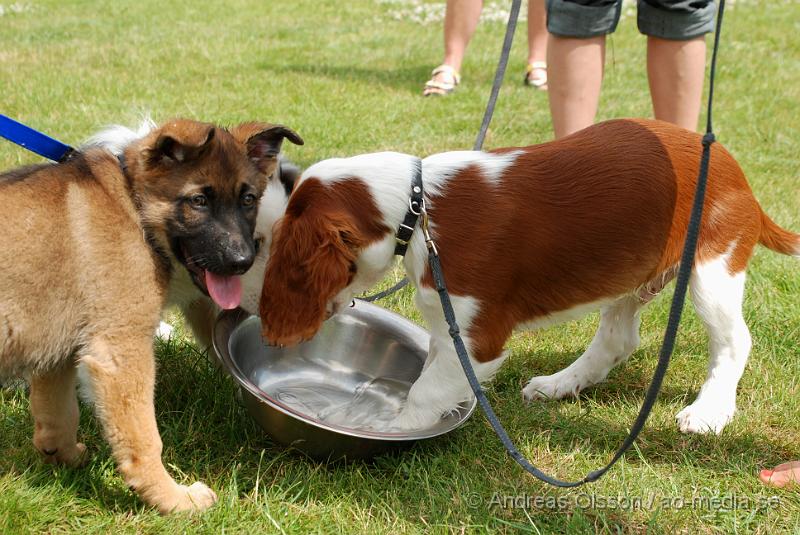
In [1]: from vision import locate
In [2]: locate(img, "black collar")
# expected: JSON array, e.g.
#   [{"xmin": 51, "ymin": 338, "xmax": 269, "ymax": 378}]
[{"xmin": 394, "ymin": 158, "xmax": 423, "ymax": 257}]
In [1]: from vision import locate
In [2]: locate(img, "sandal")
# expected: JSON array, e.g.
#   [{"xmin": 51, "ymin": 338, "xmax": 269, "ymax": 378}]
[
  {"xmin": 423, "ymin": 65, "xmax": 461, "ymax": 96},
  {"xmin": 524, "ymin": 61, "xmax": 547, "ymax": 90}
]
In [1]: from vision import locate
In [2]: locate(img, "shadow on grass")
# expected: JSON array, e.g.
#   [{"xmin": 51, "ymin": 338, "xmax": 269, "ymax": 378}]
[{"xmin": 498, "ymin": 343, "xmax": 701, "ymax": 402}]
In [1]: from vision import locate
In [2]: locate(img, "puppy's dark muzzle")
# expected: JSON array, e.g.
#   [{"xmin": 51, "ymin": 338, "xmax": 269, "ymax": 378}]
[
  {"xmin": 214, "ymin": 235, "xmax": 256, "ymax": 275},
  {"xmin": 220, "ymin": 249, "xmax": 255, "ymax": 275}
]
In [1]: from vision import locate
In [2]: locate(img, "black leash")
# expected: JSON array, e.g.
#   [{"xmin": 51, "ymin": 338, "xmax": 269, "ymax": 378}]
[
  {"xmin": 474, "ymin": 0, "xmax": 522, "ymax": 151},
  {"xmin": 419, "ymin": 0, "xmax": 726, "ymax": 487},
  {"xmin": 359, "ymin": 276, "xmax": 410, "ymax": 303},
  {"xmin": 360, "ymin": 0, "xmax": 521, "ymax": 302}
]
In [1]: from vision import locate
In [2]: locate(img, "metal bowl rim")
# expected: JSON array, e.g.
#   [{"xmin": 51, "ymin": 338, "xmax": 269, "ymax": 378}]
[{"xmin": 213, "ymin": 301, "xmax": 477, "ymax": 441}]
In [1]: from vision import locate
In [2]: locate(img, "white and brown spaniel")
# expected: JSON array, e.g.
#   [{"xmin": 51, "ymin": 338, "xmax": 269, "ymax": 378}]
[{"xmin": 259, "ymin": 119, "xmax": 799, "ymax": 434}]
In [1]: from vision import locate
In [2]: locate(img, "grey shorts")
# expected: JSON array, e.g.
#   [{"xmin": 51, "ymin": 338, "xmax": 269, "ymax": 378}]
[{"xmin": 546, "ymin": 0, "xmax": 716, "ymax": 40}]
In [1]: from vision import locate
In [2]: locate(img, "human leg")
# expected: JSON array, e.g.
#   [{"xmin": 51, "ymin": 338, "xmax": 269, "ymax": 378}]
[
  {"xmin": 545, "ymin": 0, "xmax": 622, "ymax": 138},
  {"xmin": 638, "ymin": 0, "xmax": 716, "ymax": 130},
  {"xmin": 546, "ymin": 34, "xmax": 605, "ymax": 138},
  {"xmin": 524, "ymin": 0, "xmax": 549, "ymax": 89},
  {"xmin": 423, "ymin": 0, "xmax": 483, "ymax": 95},
  {"xmin": 647, "ymin": 36, "xmax": 707, "ymax": 131}
]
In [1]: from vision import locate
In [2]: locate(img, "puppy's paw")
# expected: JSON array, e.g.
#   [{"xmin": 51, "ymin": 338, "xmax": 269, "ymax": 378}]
[
  {"xmin": 675, "ymin": 401, "xmax": 735, "ymax": 435},
  {"xmin": 37, "ymin": 441, "xmax": 88, "ymax": 468},
  {"xmin": 522, "ymin": 372, "xmax": 584, "ymax": 401},
  {"xmin": 160, "ymin": 481, "xmax": 218, "ymax": 514}
]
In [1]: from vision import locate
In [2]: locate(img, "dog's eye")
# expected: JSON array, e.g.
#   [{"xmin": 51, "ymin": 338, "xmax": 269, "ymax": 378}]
[
  {"xmin": 190, "ymin": 194, "xmax": 208, "ymax": 208},
  {"xmin": 241, "ymin": 193, "xmax": 257, "ymax": 207}
]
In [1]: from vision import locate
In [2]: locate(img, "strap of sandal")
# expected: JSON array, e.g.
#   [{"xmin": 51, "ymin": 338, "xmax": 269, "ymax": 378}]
[
  {"xmin": 424, "ymin": 79, "xmax": 457, "ymax": 91},
  {"xmin": 525, "ymin": 61, "xmax": 547, "ymax": 88},
  {"xmin": 430, "ymin": 64, "xmax": 461, "ymax": 85},
  {"xmin": 525, "ymin": 61, "xmax": 547, "ymax": 73}
]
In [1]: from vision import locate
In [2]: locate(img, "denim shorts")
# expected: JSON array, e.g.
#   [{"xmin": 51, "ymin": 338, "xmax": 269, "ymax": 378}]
[{"xmin": 546, "ymin": 0, "xmax": 716, "ymax": 40}]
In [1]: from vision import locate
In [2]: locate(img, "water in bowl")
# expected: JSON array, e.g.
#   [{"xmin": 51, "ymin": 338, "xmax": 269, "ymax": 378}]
[{"xmin": 272, "ymin": 376, "xmax": 413, "ymax": 431}]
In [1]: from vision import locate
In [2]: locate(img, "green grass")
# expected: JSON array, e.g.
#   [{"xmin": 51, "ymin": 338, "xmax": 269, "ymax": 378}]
[{"xmin": 1, "ymin": 0, "xmax": 800, "ymax": 532}]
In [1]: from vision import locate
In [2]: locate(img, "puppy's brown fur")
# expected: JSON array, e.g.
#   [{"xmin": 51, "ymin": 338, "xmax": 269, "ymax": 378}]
[{"xmin": 0, "ymin": 118, "xmax": 302, "ymax": 513}]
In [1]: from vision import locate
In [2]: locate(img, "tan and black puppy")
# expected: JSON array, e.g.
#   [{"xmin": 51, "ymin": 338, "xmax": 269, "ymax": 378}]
[{"xmin": 0, "ymin": 118, "xmax": 302, "ymax": 513}]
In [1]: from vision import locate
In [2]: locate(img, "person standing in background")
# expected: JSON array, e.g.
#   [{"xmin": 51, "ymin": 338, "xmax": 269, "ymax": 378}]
[
  {"xmin": 545, "ymin": 0, "xmax": 716, "ymax": 138},
  {"xmin": 423, "ymin": 0, "xmax": 549, "ymax": 96}
]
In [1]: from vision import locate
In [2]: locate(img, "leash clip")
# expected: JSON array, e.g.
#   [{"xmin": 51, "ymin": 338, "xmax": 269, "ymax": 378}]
[
  {"xmin": 409, "ymin": 197, "xmax": 422, "ymax": 216},
  {"xmin": 420, "ymin": 202, "xmax": 438, "ymax": 255}
]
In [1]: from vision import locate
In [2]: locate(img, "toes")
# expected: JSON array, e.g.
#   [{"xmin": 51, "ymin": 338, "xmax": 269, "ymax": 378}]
[
  {"xmin": 759, "ymin": 463, "xmax": 800, "ymax": 488},
  {"xmin": 771, "ymin": 461, "xmax": 800, "ymax": 472},
  {"xmin": 675, "ymin": 404, "xmax": 734, "ymax": 435},
  {"xmin": 759, "ymin": 468, "xmax": 797, "ymax": 488},
  {"xmin": 522, "ymin": 374, "xmax": 583, "ymax": 401},
  {"xmin": 759, "ymin": 469, "xmax": 777, "ymax": 486},
  {"xmin": 165, "ymin": 482, "xmax": 218, "ymax": 514},
  {"xmin": 390, "ymin": 406, "xmax": 438, "ymax": 431},
  {"xmin": 186, "ymin": 482, "xmax": 218, "ymax": 510},
  {"xmin": 38, "ymin": 442, "xmax": 88, "ymax": 467}
]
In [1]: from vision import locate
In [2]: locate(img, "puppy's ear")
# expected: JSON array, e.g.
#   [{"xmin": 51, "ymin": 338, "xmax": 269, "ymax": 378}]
[
  {"xmin": 147, "ymin": 119, "xmax": 215, "ymax": 165},
  {"xmin": 230, "ymin": 123, "xmax": 304, "ymax": 175}
]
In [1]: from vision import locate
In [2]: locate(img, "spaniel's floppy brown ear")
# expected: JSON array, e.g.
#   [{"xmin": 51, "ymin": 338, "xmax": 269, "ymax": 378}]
[
  {"xmin": 146, "ymin": 119, "xmax": 216, "ymax": 165},
  {"xmin": 259, "ymin": 210, "xmax": 360, "ymax": 346},
  {"xmin": 231, "ymin": 122, "xmax": 304, "ymax": 175}
]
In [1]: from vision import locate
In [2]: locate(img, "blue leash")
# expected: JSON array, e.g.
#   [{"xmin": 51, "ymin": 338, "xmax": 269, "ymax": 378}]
[{"xmin": 0, "ymin": 113, "xmax": 76, "ymax": 162}]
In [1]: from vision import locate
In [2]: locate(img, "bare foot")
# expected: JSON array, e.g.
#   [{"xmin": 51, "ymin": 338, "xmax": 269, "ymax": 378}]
[{"xmin": 759, "ymin": 461, "xmax": 800, "ymax": 488}]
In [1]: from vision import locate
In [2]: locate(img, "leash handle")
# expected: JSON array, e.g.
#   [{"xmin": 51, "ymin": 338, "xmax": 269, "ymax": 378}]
[
  {"xmin": 426, "ymin": 0, "xmax": 726, "ymax": 487},
  {"xmin": 0, "ymin": 114, "xmax": 75, "ymax": 162},
  {"xmin": 705, "ymin": 0, "xmax": 725, "ymax": 135},
  {"xmin": 473, "ymin": 0, "xmax": 521, "ymax": 151}
]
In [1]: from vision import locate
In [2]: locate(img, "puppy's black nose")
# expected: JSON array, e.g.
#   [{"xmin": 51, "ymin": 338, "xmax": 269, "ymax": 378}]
[{"xmin": 222, "ymin": 251, "xmax": 254, "ymax": 275}]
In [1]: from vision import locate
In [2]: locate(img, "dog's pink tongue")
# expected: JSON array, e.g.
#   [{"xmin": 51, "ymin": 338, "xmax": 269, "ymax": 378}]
[{"xmin": 205, "ymin": 271, "xmax": 243, "ymax": 310}]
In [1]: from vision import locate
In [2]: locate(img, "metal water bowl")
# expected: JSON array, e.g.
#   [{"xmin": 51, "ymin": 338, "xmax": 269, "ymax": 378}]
[{"xmin": 212, "ymin": 300, "xmax": 475, "ymax": 460}]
